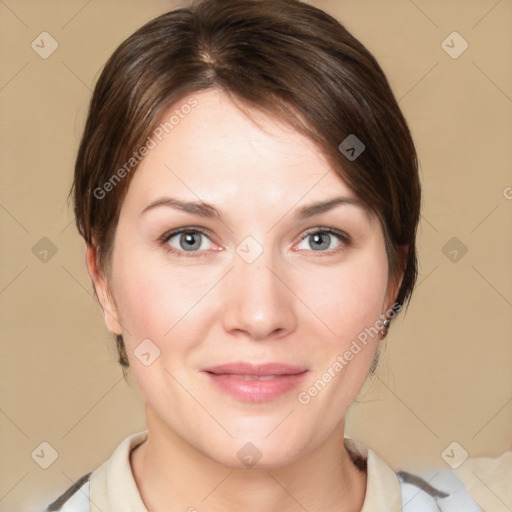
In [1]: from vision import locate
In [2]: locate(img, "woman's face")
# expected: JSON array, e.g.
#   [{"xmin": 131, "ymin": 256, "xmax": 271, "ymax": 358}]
[{"xmin": 90, "ymin": 88, "xmax": 401, "ymax": 468}]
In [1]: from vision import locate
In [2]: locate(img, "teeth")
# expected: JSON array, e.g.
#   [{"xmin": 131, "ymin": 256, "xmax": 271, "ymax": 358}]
[{"xmin": 229, "ymin": 374, "xmax": 279, "ymax": 380}]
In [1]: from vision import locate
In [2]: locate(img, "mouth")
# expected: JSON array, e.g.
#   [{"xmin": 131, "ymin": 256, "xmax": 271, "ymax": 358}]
[
  {"xmin": 219, "ymin": 374, "xmax": 285, "ymax": 381},
  {"xmin": 201, "ymin": 362, "xmax": 309, "ymax": 402}
]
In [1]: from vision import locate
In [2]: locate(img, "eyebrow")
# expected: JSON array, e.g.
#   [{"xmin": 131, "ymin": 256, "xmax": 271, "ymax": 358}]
[{"xmin": 140, "ymin": 196, "xmax": 367, "ymax": 220}]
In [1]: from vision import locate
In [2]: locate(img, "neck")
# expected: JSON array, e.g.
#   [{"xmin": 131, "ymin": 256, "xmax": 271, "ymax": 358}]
[{"xmin": 130, "ymin": 406, "xmax": 367, "ymax": 512}]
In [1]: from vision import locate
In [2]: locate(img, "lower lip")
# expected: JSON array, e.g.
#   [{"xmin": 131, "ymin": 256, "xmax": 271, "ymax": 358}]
[{"xmin": 204, "ymin": 372, "xmax": 308, "ymax": 402}]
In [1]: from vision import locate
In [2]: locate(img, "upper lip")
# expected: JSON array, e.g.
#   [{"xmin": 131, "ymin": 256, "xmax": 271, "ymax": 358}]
[{"xmin": 202, "ymin": 362, "xmax": 308, "ymax": 377}]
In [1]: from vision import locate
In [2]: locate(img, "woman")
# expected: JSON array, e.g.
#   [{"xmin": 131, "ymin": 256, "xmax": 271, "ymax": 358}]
[{"xmin": 46, "ymin": 0, "xmax": 485, "ymax": 510}]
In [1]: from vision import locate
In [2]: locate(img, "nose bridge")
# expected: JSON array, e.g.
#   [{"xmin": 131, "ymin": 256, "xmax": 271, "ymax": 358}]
[{"xmin": 221, "ymin": 241, "xmax": 296, "ymax": 339}]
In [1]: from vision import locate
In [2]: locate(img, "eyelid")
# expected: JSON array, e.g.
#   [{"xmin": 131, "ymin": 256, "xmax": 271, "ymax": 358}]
[
  {"xmin": 160, "ymin": 226, "xmax": 212, "ymax": 243},
  {"xmin": 296, "ymin": 226, "xmax": 351, "ymax": 244}
]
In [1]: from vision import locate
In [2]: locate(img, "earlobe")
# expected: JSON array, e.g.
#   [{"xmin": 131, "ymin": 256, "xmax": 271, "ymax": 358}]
[{"xmin": 84, "ymin": 245, "xmax": 123, "ymax": 335}]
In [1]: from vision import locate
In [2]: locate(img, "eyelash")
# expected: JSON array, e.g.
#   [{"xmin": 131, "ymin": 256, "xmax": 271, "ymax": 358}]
[{"xmin": 159, "ymin": 226, "xmax": 352, "ymax": 259}]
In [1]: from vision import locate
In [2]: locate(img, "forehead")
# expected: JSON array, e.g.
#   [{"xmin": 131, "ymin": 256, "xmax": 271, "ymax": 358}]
[{"xmin": 121, "ymin": 89, "xmax": 365, "ymax": 218}]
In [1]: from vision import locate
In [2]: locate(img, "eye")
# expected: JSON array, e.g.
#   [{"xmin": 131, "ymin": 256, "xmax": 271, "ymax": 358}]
[
  {"xmin": 296, "ymin": 228, "xmax": 351, "ymax": 254},
  {"xmin": 161, "ymin": 228, "xmax": 214, "ymax": 257},
  {"xmin": 159, "ymin": 226, "xmax": 351, "ymax": 258}
]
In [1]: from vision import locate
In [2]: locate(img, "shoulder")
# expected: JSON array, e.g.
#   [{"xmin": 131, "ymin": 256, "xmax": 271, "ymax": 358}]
[
  {"xmin": 45, "ymin": 472, "xmax": 91, "ymax": 512},
  {"xmin": 453, "ymin": 449, "xmax": 512, "ymax": 511},
  {"xmin": 397, "ymin": 467, "xmax": 484, "ymax": 511},
  {"xmin": 397, "ymin": 449, "xmax": 512, "ymax": 511},
  {"xmin": 44, "ymin": 430, "xmax": 148, "ymax": 512}
]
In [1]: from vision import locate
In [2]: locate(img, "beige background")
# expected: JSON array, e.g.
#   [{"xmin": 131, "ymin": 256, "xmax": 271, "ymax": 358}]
[{"xmin": 0, "ymin": 0, "xmax": 511, "ymax": 511}]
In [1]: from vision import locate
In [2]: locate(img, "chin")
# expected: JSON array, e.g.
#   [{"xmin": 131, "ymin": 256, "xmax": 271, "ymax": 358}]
[{"xmin": 203, "ymin": 435, "xmax": 306, "ymax": 471}]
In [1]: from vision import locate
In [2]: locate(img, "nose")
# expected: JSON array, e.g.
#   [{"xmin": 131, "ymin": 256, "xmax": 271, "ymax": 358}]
[{"xmin": 221, "ymin": 249, "xmax": 297, "ymax": 341}]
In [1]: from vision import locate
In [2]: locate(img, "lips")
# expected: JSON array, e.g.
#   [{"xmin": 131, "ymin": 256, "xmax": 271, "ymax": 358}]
[
  {"xmin": 202, "ymin": 362, "xmax": 308, "ymax": 377},
  {"xmin": 202, "ymin": 362, "xmax": 309, "ymax": 402}
]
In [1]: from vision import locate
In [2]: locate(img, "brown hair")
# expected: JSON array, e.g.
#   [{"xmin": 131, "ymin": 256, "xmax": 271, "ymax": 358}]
[{"xmin": 70, "ymin": 0, "xmax": 421, "ymax": 373}]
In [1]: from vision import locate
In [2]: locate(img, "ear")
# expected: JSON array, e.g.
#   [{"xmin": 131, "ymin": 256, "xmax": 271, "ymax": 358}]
[
  {"xmin": 85, "ymin": 245, "xmax": 123, "ymax": 335},
  {"xmin": 386, "ymin": 244, "xmax": 408, "ymax": 310}
]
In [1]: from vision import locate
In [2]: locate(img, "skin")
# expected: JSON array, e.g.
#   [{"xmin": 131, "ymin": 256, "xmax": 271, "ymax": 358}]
[{"xmin": 86, "ymin": 88, "xmax": 405, "ymax": 512}]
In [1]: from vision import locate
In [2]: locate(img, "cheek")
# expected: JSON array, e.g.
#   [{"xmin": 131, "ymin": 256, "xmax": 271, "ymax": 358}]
[
  {"xmin": 109, "ymin": 245, "xmax": 183, "ymax": 345},
  {"xmin": 110, "ymin": 243, "xmax": 220, "ymax": 360},
  {"xmin": 301, "ymin": 247, "xmax": 389, "ymax": 344},
  {"xmin": 295, "ymin": 253, "xmax": 388, "ymax": 416}
]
